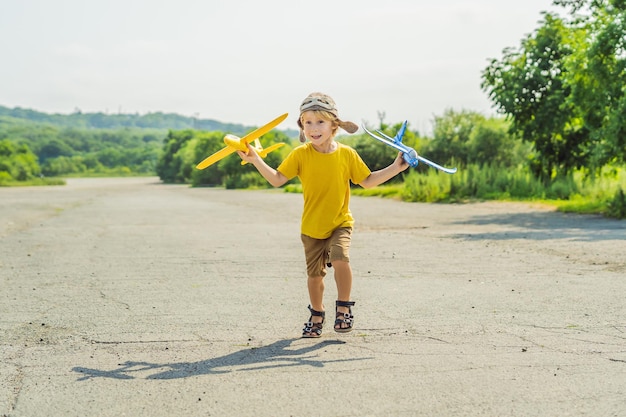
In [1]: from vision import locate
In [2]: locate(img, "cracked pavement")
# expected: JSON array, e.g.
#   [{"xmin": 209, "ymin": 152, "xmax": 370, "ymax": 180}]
[{"xmin": 1, "ymin": 177, "xmax": 625, "ymax": 416}]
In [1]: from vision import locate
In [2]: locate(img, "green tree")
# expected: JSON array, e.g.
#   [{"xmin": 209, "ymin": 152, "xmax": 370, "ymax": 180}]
[
  {"xmin": 41, "ymin": 156, "xmax": 87, "ymax": 176},
  {"xmin": 467, "ymin": 118, "xmax": 529, "ymax": 167},
  {"xmin": 156, "ymin": 130, "xmax": 195, "ymax": 183},
  {"xmin": 38, "ymin": 139, "xmax": 75, "ymax": 162},
  {"xmin": 482, "ymin": 13, "xmax": 590, "ymax": 180},
  {"xmin": 422, "ymin": 109, "xmax": 485, "ymax": 167},
  {"xmin": 97, "ymin": 148, "xmax": 124, "ymax": 167},
  {"xmin": 558, "ymin": 0, "xmax": 626, "ymax": 165},
  {"xmin": 482, "ymin": 0, "xmax": 626, "ymax": 178},
  {"xmin": 190, "ymin": 131, "xmax": 231, "ymax": 186},
  {"xmin": 0, "ymin": 139, "xmax": 41, "ymax": 181}
]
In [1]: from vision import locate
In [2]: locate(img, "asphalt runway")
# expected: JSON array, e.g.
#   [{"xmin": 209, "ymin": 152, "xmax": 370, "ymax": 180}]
[{"xmin": 1, "ymin": 177, "xmax": 625, "ymax": 416}]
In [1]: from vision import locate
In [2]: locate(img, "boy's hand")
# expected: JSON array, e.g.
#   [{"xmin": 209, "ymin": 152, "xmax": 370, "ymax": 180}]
[
  {"xmin": 395, "ymin": 152, "xmax": 410, "ymax": 172},
  {"xmin": 237, "ymin": 143, "xmax": 260, "ymax": 164}
]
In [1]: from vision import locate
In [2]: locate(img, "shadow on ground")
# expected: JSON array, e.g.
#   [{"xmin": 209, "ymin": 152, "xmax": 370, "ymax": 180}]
[
  {"xmin": 73, "ymin": 338, "xmax": 372, "ymax": 380},
  {"xmin": 450, "ymin": 211, "xmax": 625, "ymax": 242}
]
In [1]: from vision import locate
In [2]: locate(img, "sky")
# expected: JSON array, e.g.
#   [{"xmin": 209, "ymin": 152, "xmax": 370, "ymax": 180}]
[{"xmin": 0, "ymin": 0, "xmax": 561, "ymax": 134}]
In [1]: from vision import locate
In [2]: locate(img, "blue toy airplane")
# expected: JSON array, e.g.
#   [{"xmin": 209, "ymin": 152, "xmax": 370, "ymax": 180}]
[{"xmin": 361, "ymin": 121, "xmax": 457, "ymax": 174}]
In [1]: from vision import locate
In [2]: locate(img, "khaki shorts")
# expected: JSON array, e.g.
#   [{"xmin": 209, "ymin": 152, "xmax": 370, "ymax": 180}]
[{"xmin": 301, "ymin": 227, "xmax": 352, "ymax": 278}]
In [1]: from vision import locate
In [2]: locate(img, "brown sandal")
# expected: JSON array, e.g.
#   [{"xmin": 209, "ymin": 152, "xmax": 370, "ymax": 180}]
[
  {"xmin": 334, "ymin": 300, "xmax": 355, "ymax": 333},
  {"xmin": 302, "ymin": 305, "xmax": 325, "ymax": 338}
]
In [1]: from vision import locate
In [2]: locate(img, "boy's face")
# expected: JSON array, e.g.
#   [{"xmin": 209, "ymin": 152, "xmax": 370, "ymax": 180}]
[{"xmin": 301, "ymin": 111, "xmax": 336, "ymax": 148}]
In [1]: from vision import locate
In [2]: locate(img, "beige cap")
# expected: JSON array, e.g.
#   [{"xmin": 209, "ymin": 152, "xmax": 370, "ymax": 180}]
[{"xmin": 297, "ymin": 92, "xmax": 358, "ymax": 142}]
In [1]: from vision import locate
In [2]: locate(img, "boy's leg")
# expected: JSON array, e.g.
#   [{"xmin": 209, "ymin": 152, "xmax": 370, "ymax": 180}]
[
  {"xmin": 301, "ymin": 234, "xmax": 329, "ymax": 324},
  {"xmin": 333, "ymin": 261, "xmax": 354, "ymax": 330},
  {"xmin": 307, "ymin": 275, "xmax": 325, "ymax": 318},
  {"xmin": 333, "ymin": 260, "xmax": 352, "ymax": 305},
  {"xmin": 328, "ymin": 228, "xmax": 354, "ymax": 330}
]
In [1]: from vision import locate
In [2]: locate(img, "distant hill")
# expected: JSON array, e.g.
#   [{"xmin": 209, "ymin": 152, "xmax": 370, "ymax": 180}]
[{"xmin": 0, "ymin": 105, "xmax": 298, "ymax": 137}]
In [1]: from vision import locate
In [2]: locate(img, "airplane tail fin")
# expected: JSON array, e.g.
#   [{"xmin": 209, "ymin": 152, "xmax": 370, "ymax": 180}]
[
  {"xmin": 394, "ymin": 121, "xmax": 408, "ymax": 143},
  {"xmin": 374, "ymin": 120, "xmax": 408, "ymax": 144},
  {"xmin": 241, "ymin": 142, "xmax": 285, "ymax": 165}
]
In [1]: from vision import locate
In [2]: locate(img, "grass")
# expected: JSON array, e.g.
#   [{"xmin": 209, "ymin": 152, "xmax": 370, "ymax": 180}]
[
  {"xmin": 0, "ymin": 177, "xmax": 66, "ymax": 187},
  {"xmin": 553, "ymin": 196, "xmax": 608, "ymax": 215},
  {"xmin": 352, "ymin": 184, "xmax": 404, "ymax": 198}
]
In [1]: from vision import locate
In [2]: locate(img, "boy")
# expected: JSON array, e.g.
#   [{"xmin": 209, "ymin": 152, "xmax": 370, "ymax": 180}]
[{"xmin": 238, "ymin": 92, "xmax": 409, "ymax": 337}]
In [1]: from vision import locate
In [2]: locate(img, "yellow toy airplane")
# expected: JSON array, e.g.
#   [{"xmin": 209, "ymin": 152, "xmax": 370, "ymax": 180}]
[
  {"xmin": 195, "ymin": 113, "xmax": 288, "ymax": 170},
  {"xmin": 239, "ymin": 138, "xmax": 285, "ymax": 165}
]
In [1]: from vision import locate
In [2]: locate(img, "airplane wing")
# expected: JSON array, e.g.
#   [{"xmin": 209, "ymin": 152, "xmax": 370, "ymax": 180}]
[
  {"xmin": 416, "ymin": 155, "xmax": 458, "ymax": 174},
  {"xmin": 195, "ymin": 146, "xmax": 237, "ymax": 170},
  {"xmin": 239, "ymin": 113, "xmax": 288, "ymax": 146}
]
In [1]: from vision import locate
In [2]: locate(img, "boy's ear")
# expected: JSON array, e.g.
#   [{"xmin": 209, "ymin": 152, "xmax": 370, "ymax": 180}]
[{"xmin": 297, "ymin": 119, "xmax": 306, "ymax": 142}]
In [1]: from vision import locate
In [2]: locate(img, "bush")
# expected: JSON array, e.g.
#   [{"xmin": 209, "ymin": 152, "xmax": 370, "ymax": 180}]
[
  {"xmin": 546, "ymin": 176, "xmax": 578, "ymax": 199},
  {"xmin": 223, "ymin": 172, "xmax": 269, "ymax": 189},
  {"xmin": 606, "ymin": 188, "xmax": 626, "ymax": 219},
  {"xmin": 0, "ymin": 140, "xmax": 41, "ymax": 181},
  {"xmin": 401, "ymin": 170, "xmax": 450, "ymax": 202},
  {"xmin": 0, "ymin": 171, "xmax": 12, "ymax": 185}
]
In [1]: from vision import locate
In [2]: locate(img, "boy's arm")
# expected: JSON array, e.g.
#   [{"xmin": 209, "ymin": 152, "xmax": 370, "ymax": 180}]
[
  {"xmin": 359, "ymin": 152, "xmax": 410, "ymax": 189},
  {"xmin": 237, "ymin": 143, "xmax": 289, "ymax": 188}
]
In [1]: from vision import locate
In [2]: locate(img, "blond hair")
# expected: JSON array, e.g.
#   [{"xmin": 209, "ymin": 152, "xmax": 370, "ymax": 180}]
[{"xmin": 298, "ymin": 109, "xmax": 339, "ymax": 142}]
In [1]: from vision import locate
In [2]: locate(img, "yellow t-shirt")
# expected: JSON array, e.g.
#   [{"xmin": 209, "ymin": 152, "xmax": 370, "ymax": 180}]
[{"xmin": 278, "ymin": 142, "xmax": 371, "ymax": 239}]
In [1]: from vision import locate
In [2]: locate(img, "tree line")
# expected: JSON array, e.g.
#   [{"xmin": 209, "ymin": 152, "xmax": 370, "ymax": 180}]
[
  {"xmin": 0, "ymin": 121, "xmax": 163, "ymax": 180},
  {"xmin": 0, "ymin": 105, "xmax": 260, "ymax": 132},
  {"xmin": 0, "ymin": 109, "xmax": 272, "ymax": 183}
]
